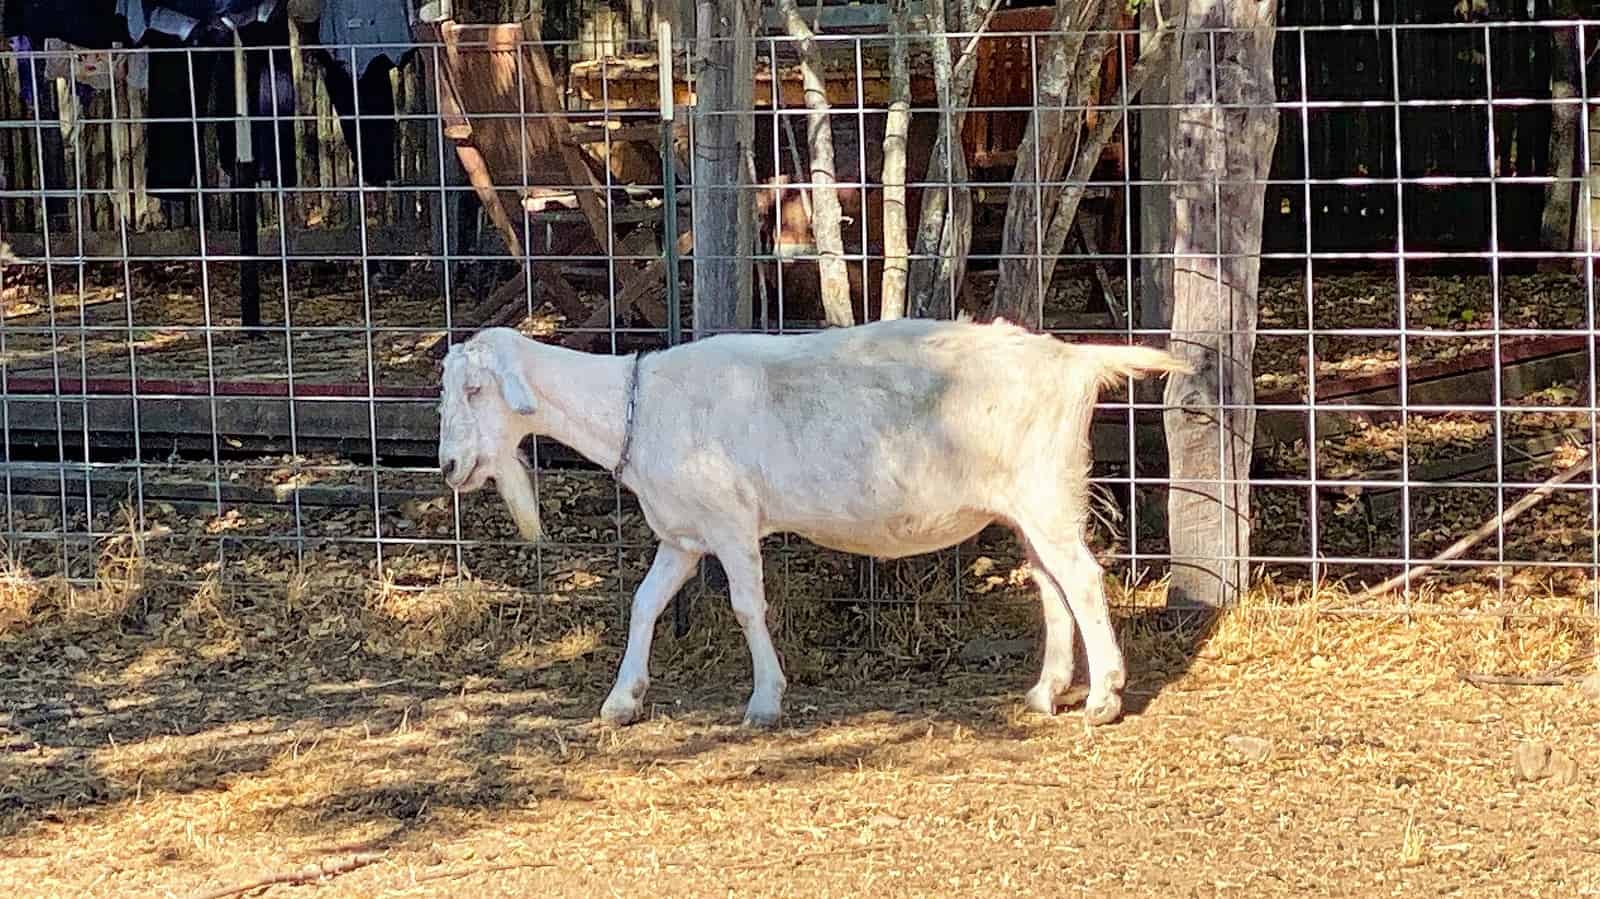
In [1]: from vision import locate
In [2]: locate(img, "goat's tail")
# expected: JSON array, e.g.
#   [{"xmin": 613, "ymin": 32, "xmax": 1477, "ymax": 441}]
[{"xmin": 1066, "ymin": 343, "xmax": 1193, "ymax": 389}]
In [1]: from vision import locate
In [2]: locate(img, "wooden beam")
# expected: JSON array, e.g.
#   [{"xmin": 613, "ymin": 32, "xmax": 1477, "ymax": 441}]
[{"xmin": 3, "ymin": 224, "xmax": 432, "ymax": 260}]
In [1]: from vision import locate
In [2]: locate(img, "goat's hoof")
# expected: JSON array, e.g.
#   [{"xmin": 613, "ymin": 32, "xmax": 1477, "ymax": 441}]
[
  {"xmin": 1027, "ymin": 679, "xmax": 1090, "ymax": 717},
  {"xmin": 741, "ymin": 706, "xmax": 782, "ymax": 729},
  {"xmin": 1084, "ymin": 691, "xmax": 1123, "ymax": 727},
  {"xmin": 1025, "ymin": 683, "xmax": 1060, "ymax": 716},
  {"xmin": 600, "ymin": 694, "xmax": 644, "ymax": 727}
]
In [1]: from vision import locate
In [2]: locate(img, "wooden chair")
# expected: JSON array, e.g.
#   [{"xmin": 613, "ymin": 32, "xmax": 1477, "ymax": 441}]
[{"xmin": 418, "ymin": 16, "xmax": 682, "ymax": 354}]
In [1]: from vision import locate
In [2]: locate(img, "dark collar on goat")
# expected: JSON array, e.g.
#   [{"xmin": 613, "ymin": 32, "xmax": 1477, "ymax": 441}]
[{"xmin": 613, "ymin": 350, "xmax": 647, "ymax": 479}]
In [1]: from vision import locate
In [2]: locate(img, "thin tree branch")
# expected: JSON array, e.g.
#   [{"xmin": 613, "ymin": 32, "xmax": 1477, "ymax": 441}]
[
  {"xmin": 187, "ymin": 853, "xmax": 385, "ymax": 899},
  {"xmin": 1353, "ymin": 454, "xmax": 1594, "ymax": 601},
  {"xmin": 1458, "ymin": 669, "xmax": 1580, "ymax": 688},
  {"xmin": 409, "ymin": 861, "xmax": 557, "ymax": 885},
  {"xmin": 880, "ymin": 0, "xmax": 913, "ymax": 319}
]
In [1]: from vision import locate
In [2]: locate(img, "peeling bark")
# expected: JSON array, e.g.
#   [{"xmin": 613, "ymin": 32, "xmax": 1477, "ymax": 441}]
[
  {"xmin": 691, "ymin": 0, "xmax": 757, "ymax": 335},
  {"xmin": 989, "ymin": 0, "xmax": 1113, "ymax": 324},
  {"xmin": 1162, "ymin": 0, "xmax": 1279, "ymax": 607},
  {"xmin": 907, "ymin": 0, "xmax": 992, "ymax": 318},
  {"xmin": 1540, "ymin": 11, "xmax": 1579, "ymax": 261},
  {"xmin": 880, "ymin": 0, "xmax": 912, "ymax": 319}
]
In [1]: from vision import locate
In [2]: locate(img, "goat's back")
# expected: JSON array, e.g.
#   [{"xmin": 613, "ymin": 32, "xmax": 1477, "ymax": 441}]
[{"xmin": 636, "ymin": 319, "xmax": 1176, "ymax": 533}]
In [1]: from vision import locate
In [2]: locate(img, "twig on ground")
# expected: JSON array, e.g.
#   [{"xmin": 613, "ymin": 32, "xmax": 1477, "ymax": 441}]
[
  {"xmin": 409, "ymin": 862, "xmax": 556, "ymax": 885},
  {"xmin": 2, "ymin": 705, "xmax": 111, "ymax": 728},
  {"xmin": 1352, "ymin": 454, "xmax": 1594, "ymax": 601},
  {"xmin": 723, "ymin": 846, "xmax": 882, "ymax": 871},
  {"xmin": 1457, "ymin": 669, "xmax": 1579, "ymax": 688},
  {"xmin": 936, "ymin": 774, "xmax": 1079, "ymax": 788},
  {"xmin": 186, "ymin": 853, "xmax": 385, "ymax": 899}
]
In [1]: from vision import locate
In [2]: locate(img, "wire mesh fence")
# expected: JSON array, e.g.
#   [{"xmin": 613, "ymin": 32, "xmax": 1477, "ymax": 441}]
[{"xmin": 1, "ymin": 15, "xmax": 1598, "ymax": 658}]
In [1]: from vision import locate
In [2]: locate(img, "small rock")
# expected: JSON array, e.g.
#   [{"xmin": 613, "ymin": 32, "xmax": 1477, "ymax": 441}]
[
  {"xmin": 62, "ymin": 645, "xmax": 89, "ymax": 663},
  {"xmin": 1513, "ymin": 741, "xmax": 1552, "ymax": 781},
  {"xmin": 867, "ymin": 814, "xmax": 904, "ymax": 829},
  {"xmin": 1579, "ymin": 671, "xmax": 1600, "ymax": 703},
  {"xmin": 1547, "ymin": 751, "xmax": 1580, "ymax": 786},
  {"xmin": 1224, "ymin": 734, "xmax": 1273, "ymax": 763}
]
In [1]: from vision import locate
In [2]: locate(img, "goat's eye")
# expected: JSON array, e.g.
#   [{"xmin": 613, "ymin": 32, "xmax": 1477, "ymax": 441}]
[{"xmin": 465, "ymin": 384, "xmax": 482, "ymax": 399}]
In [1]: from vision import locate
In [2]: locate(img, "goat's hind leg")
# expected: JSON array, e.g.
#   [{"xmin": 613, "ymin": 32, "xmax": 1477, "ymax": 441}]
[
  {"xmin": 1017, "ymin": 519, "xmax": 1126, "ymax": 726},
  {"xmin": 713, "ymin": 540, "xmax": 787, "ymax": 728},
  {"xmin": 1023, "ymin": 560, "xmax": 1086, "ymax": 716},
  {"xmin": 601, "ymin": 543, "xmax": 702, "ymax": 726}
]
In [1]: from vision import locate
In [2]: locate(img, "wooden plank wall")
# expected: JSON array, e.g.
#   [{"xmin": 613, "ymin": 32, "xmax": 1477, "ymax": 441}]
[{"xmin": 1264, "ymin": 0, "xmax": 1558, "ymax": 257}]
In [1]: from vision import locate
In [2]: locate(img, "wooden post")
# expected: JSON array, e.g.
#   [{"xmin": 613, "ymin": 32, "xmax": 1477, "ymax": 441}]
[
  {"xmin": 1162, "ymin": 0, "xmax": 1279, "ymax": 607},
  {"xmin": 690, "ymin": 0, "xmax": 756, "ymax": 335}
]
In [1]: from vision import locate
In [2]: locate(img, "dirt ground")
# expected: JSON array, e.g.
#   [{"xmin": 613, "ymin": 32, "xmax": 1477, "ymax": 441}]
[{"xmin": 1, "ymin": 582, "xmax": 1598, "ymax": 899}]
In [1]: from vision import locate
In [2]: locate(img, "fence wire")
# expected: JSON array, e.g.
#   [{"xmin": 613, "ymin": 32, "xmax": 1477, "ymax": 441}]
[{"xmin": 1, "ymin": 18, "xmax": 1598, "ymax": 653}]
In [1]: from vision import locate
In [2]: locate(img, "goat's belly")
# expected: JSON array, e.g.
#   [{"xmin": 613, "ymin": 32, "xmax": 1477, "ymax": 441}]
[{"xmin": 793, "ymin": 511, "xmax": 994, "ymax": 560}]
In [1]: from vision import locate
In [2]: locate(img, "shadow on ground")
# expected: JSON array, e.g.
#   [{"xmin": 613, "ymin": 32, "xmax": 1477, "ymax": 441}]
[{"xmin": 0, "ymin": 583, "xmax": 1220, "ymax": 851}]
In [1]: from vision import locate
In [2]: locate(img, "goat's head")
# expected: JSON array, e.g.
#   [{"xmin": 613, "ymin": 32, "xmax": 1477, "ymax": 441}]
[{"xmin": 438, "ymin": 330, "xmax": 544, "ymax": 541}]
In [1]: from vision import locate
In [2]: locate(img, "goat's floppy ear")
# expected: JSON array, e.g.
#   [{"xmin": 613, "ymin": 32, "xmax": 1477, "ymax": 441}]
[
  {"xmin": 472, "ymin": 338, "xmax": 539, "ymax": 415},
  {"xmin": 497, "ymin": 364, "xmax": 539, "ymax": 416}
]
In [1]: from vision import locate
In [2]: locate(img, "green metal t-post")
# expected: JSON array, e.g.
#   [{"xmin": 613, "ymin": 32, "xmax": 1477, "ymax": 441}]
[{"xmin": 660, "ymin": 22, "xmax": 690, "ymax": 637}]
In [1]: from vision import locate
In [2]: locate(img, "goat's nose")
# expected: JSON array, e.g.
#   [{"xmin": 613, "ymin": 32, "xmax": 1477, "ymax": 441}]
[{"xmin": 441, "ymin": 458, "xmax": 458, "ymax": 481}]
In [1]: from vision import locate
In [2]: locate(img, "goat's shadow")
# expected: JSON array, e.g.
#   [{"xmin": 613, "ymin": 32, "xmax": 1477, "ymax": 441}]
[{"xmin": 0, "ymin": 562, "xmax": 1218, "ymax": 853}]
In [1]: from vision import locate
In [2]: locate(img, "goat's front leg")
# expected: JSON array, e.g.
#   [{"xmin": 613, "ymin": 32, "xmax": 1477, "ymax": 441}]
[
  {"xmin": 600, "ymin": 543, "xmax": 702, "ymax": 726},
  {"xmin": 716, "ymin": 541, "xmax": 787, "ymax": 728}
]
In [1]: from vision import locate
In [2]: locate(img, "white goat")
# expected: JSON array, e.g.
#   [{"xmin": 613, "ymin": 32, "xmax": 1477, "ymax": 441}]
[{"xmin": 437, "ymin": 318, "xmax": 1188, "ymax": 728}]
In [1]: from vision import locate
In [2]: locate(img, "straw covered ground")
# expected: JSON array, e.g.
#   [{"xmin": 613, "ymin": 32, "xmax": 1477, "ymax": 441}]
[{"xmin": 1, "ymin": 529, "xmax": 1598, "ymax": 898}]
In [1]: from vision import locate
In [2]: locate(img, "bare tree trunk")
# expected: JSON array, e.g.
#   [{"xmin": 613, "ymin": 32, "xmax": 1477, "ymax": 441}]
[
  {"xmin": 288, "ymin": 23, "xmax": 315, "ymax": 229},
  {"xmin": 879, "ymin": 0, "xmax": 912, "ymax": 320},
  {"xmin": 127, "ymin": 82, "xmax": 154, "ymax": 228},
  {"xmin": 110, "ymin": 66, "xmax": 133, "ymax": 227},
  {"xmin": 316, "ymin": 74, "xmax": 338, "ymax": 225},
  {"xmin": 1541, "ymin": 13, "xmax": 1579, "ymax": 261},
  {"xmin": 1162, "ymin": 0, "xmax": 1279, "ymax": 608},
  {"xmin": 908, "ymin": 0, "xmax": 955, "ymax": 317},
  {"xmin": 1017, "ymin": 21, "xmax": 1177, "ymax": 323},
  {"xmin": 907, "ymin": 0, "xmax": 990, "ymax": 318},
  {"xmin": 779, "ymin": 0, "xmax": 852, "ymax": 326},
  {"xmin": 989, "ymin": 0, "xmax": 1114, "ymax": 324},
  {"xmin": 1139, "ymin": 0, "xmax": 1177, "ymax": 329},
  {"xmin": 989, "ymin": 3, "xmax": 1178, "ymax": 324},
  {"xmin": 691, "ymin": 0, "xmax": 756, "ymax": 335}
]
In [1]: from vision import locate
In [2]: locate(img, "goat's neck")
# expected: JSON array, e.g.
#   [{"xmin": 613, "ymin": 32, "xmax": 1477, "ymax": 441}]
[{"xmin": 515, "ymin": 342, "xmax": 632, "ymax": 472}]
